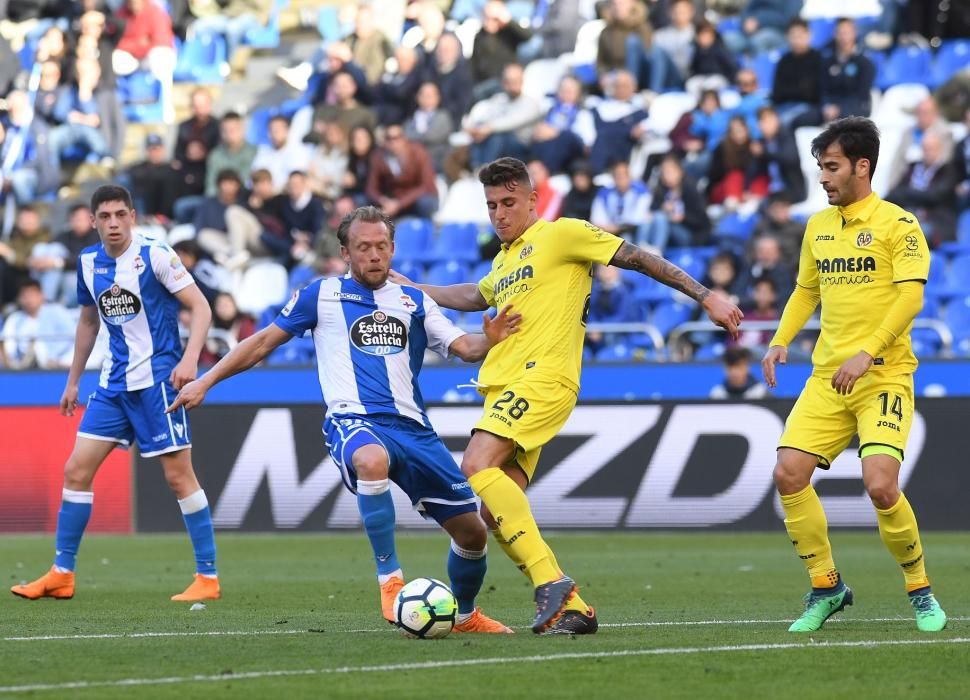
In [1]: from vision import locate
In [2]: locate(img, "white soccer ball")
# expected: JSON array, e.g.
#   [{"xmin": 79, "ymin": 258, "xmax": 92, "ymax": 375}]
[{"xmin": 394, "ymin": 577, "xmax": 457, "ymax": 639}]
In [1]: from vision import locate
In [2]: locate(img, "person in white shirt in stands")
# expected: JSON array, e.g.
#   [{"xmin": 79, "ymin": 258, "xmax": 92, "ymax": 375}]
[
  {"xmin": 250, "ymin": 115, "xmax": 311, "ymax": 191},
  {"xmin": 1, "ymin": 279, "xmax": 75, "ymax": 369},
  {"xmin": 590, "ymin": 160, "xmax": 651, "ymax": 246}
]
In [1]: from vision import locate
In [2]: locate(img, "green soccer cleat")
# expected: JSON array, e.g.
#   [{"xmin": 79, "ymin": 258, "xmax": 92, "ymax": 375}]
[
  {"xmin": 788, "ymin": 585, "xmax": 853, "ymax": 633},
  {"xmin": 909, "ymin": 590, "xmax": 947, "ymax": 632}
]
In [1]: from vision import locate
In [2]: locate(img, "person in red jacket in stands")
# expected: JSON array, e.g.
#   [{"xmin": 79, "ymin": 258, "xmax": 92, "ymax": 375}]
[{"xmin": 365, "ymin": 125, "xmax": 439, "ymax": 219}]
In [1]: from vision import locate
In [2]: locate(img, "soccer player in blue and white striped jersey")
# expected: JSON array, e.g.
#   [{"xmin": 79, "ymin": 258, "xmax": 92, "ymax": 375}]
[
  {"xmin": 170, "ymin": 206, "xmax": 517, "ymax": 633},
  {"xmin": 11, "ymin": 185, "xmax": 220, "ymax": 603}
]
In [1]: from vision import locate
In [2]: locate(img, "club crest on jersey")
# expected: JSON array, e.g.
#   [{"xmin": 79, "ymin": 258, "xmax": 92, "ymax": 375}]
[
  {"xmin": 519, "ymin": 244, "xmax": 534, "ymax": 260},
  {"xmin": 133, "ymin": 255, "xmax": 145, "ymax": 273},
  {"xmin": 856, "ymin": 230, "xmax": 873, "ymax": 248},
  {"xmin": 98, "ymin": 285, "xmax": 141, "ymax": 325},
  {"xmin": 399, "ymin": 294, "xmax": 417, "ymax": 311},
  {"xmin": 350, "ymin": 311, "xmax": 408, "ymax": 356}
]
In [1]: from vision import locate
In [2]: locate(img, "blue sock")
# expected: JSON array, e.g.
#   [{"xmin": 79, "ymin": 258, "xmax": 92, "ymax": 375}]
[
  {"xmin": 357, "ymin": 479, "xmax": 400, "ymax": 577},
  {"xmin": 448, "ymin": 541, "xmax": 487, "ymax": 615},
  {"xmin": 179, "ymin": 490, "xmax": 217, "ymax": 576},
  {"xmin": 54, "ymin": 489, "xmax": 93, "ymax": 572}
]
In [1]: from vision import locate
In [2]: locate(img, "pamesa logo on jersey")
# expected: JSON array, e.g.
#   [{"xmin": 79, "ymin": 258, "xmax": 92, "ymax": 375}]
[
  {"xmin": 97, "ymin": 284, "xmax": 141, "ymax": 325},
  {"xmin": 350, "ymin": 310, "xmax": 408, "ymax": 356}
]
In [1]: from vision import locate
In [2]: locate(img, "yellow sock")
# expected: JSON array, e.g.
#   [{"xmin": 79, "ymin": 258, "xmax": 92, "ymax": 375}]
[
  {"xmin": 780, "ymin": 485, "xmax": 838, "ymax": 586},
  {"xmin": 469, "ymin": 468, "xmax": 559, "ymax": 586},
  {"xmin": 875, "ymin": 492, "xmax": 929, "ymax": 592},
  {"xmin": 492, "ymin": 531, "xmax": 589, "ymax": 612},
  {"xmin": 491, "ymin": 529, "xmax": 527, "ymax": 575}
]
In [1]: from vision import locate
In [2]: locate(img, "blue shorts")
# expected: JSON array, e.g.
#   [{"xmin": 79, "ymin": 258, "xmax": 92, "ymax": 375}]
[
  {"xmin": 77, "ymin": 381, "xmax": 192, "ymax": 457},
  {"xmin": 324, "ymin": 413, "xmax": 477, "ymax": 525}
]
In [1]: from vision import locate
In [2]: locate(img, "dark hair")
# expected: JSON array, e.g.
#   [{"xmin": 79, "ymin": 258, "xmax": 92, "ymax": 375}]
[
  {"xmin": 269, "ymin": 114, "xmax": 290, "ymax": 127},
  {"xmin": 478, "ymin": 157, "xmax": 532, "ymax": 190},
  {"xmin": 222, "ymin": 111, "xmax": 243, "ymax": 122},
  {"xmin": 90, "ymin": 184, "xmax": 134, "ymax": 213},
  {"xmin": 68, "ymin": 202, "xmax": 90, "ymax": 215},
  {"xmin": 753, "ymin": 275, "xmax": 777, "ymax": 292},
  {"xmin": 251, "ymin": 168, "xmax": 273, "ymax": 183},
  {"xmin": 787, "ymin": 17, "xmax": 809, "ymax": 31},
  {"xmin": 216, "ymin": 168, "xmax": 243, "ymax": 185},
  {"xmin": 336, "ymin": 205, "xmax": 395, "ymax": 247},
  {"xmin": 18, "ymin": 278, "xmax": 42, "ymax": 294},
  {"xmin": 172, "ymin": 239, "xmax": 203, "ymax": 259},
  {"xmin": 288, "ymin": 169, "xmax": 307, "ymax": 179},
  {"xmin": 17, "ymin": 203, "xmax": 38, "ymax": 214},
  {"xmin": 810, "ymin": 116, "xmax": 880, "ymax": 180},
  {"xmin": 723, "ymin": 345, "xmax": 752, "ymax": 366},
  {"xmin": 835, "ymin": 16, "xmax": 854, "ymax": 27}
]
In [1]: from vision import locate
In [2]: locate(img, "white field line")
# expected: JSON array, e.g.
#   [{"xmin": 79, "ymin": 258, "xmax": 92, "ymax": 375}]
[
  {"xmin": 1, "ymin": 637, "xmax": 969, "ymax": 694},
  {"xmin": 4, "ymin": 616, "xmax": 967, "ymax": 642}
]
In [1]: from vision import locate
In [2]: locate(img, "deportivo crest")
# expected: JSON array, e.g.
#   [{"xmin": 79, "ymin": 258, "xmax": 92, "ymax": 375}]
[
  {"xmin": 133, "ymin": 255, "xmax": 145, "ymax": 273},
  {"xmin": 400, "ymin": 294, "xmax": 417, "ymax": 311},
  {"xmin": 519, "ymin": 244, "xmax": 534, "ymax": 260},
  {"xmin": 856, "ymin": 231, "xmax": 873, "ymax": 248}
]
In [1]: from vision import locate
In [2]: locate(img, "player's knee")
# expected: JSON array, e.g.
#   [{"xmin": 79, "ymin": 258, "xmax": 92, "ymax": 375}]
[
  {"xmin": 479, "ymin": 502, "xmax": 497, "ymax": 530},
  {"xmin": 453, "ymin": 521, "xmax": 488, "ymax": 551},
  {"xmin": 865, "ymin": 480, "xmax": 900, "ymax": 510},
  {"xmin": 773, "ymin": 459, "xmax": 809, "ymax": 495},
  {"xmin": 63, "ymin": 456, "xmax": 94, "ymax": 491},
  {"xmin": 351, "ymin": 446, "xmax": 389, "ymax": 481}
]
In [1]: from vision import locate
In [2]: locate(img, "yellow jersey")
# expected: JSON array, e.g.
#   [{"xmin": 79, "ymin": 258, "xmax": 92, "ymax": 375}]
[
  {"xmin": 476, "ymin": 217, "xmax": 625, "ymax": 393},
  {"xmin": 797, "ymin": 192, "xmax": 930, "ymax": 376}
]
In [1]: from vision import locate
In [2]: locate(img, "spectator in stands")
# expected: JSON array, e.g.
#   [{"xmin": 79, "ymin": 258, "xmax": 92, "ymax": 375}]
[
  {"xmin": 890, "ymin": 96, "xmax": 948, "ymax": 186},
  {"xmin": 312, "ymin": 70, "xmax": 378, "ymax": 142},
  {"xmin": 751, "ymin": 106, "xmax": 805, "ymax": 203},
  {"xmin": 251, "ymin": 115, "xmax": 311, "ymax": 191},
  {"xmin": 206, "ymin": 111, "xmax": 257, "ymax": 196},
  {"xmin": 670, "ymin": 88, "xmax": 728, "ymax": 180},
  {"xmin": 708, "ymin": 116, "xmax": 768, "ymax": 207},
  {"xmin": 70, "ymin": 7, "xmax": 127, "ymax": 159},
  {"xmin": 752, "ymin": 193, "xmax": 803, "ymax": 265},
  {"xmin": 171, "ymin": 239, "xmax": 221, "ymax": 303},
  {"xmin": 701, "ymin": 251, "xmax": 745, "ymax": 305},
  {"xmin": 597, "ymin": 0, "xmax": 652, "ymax": 78},
  {"xmin": 51, "ymin": 203, "xmax": 99, "ymax": 306},
  {"xmin": 263, "ymin": 170, "xmax": 327, "ymax": 268},
  {"xmin": 709, "ymin": 346, "xmax": 769, "ymax": 399},
  {"xmin": 462, "ymin": 63, "xmax": 543, "ymax": 169},
  {"xmin": 735, "ymin": 276, "xmax": 779, "ymax": 351},
  {"xmin": 5, "ymin": 206, "xmax": 52, "ymax": 291},
  {"xmin": 307, "ymin": 122, "xmax": 349, "ymax": 203},
  {"xmin": 644, "ymin": 154, "xmax": 709, "ymax": 249},
  {"xmin": 127, "ymin": 133, "xmax": 179, "ymax": 220},
  {"xmin": 527, "ymin": 160, "xmax": 562, "ymax": 221},
  {"xmin": 200, "ymin": 291, "xmax": 256, "ymax": 366},
  {"xmin": 887, "ymin": 128, "xmax": 958, "ymax": 247},
  {"xmin": 404, "ymin": 81, "xmax": 454, "ymax": 172},
  {"xmin": 652, "ymin": 0, "xmax": 697, "ymax": 84},
  {"xmin": 34, "ymin": 60, "xmax": 63, "ymax": 127},
  {"xmin": 470, "ymin": 0, "xmax": 533, "ymax": 100},
  {"xmin": 530, "ymin": 75, "xmax": 588, "ymax": 175},
  {"xmin": 347, "ymin": 4, "xmax": 393, "ymax": 85},
  {"xmin": 172, "ymin": 138, "xmax": 209, "ymax": 221},
  {"xmin": 297, "ymin": 41, "xmax": 370, "ymax": 107},
  {"xmin": 423, "ymin": 32, "xmax": 473, "ymax": 127},
  {"xmin": 738, "ymin": 235, "xmax": 794, "ymax": 304},
  {"xmin": 590, "ymin": 160, "xmax": 651, "ymax": 244},
  {"xmin": 586, "ymin": 264, "xmax": 639, "ymax": 355},
  {"xmin": 574, "ymin": 69, "xmax": 648, "ymax": 174},
  {"xmin": 243, "ymin": 167, "xmax": 286, "ymax": 245},
  {"xmin": 721, "ymin": 0, "xmax": 801, "ymax": 56},
  {"xmin": 114, "ymin": 0, "xmax": 177, "ymax": 122},
  {"xmin": 366, "ymin": 125, "xmax": 438, "ymax": 219},
  {"xmin": 955, "ymin": 108, "xmax": 970, "ymax": 213},
  {"xmin": 175, "ymin": 88, "xmax": 220, "ymax": 165},
  {"xmin": 732, "ymin": 68, "xmax": 768, "ymax": 136},
  {"xmin": 50, "ymin": 56, "xmax": 112, "ymax": 163},
  {"xmin": 538, "ymin": 0, "xmax": 585, "ymax": 59},
  {"xmin": 188, "ymin": 0, "xmax": 266, "ymax": 65},
  {"xmin": 560, "ymin": 160, "xmax": 598, "ymax": 220},
  {"xmin": 1, "ymin": 280, "xmax": 74, "ymax": 370},
  {"xmin": 0, "ymin": 90, "xmax": 61, "ymax": 206},
  {"xmin": 36, "ymin": 25, "xmax": 70, "ymax": 73},
  {"xmin": 336, "ymin": 125, "xmax": 375, "ymax": 216},
  {"xmin": 376, "ymin": 45, "xmax": 422, "ymax": 126},
  {"xmin": 771, "ymin": 18, "xmax": 822, "ymax": 128},
  {"xmin": 819, "ymin": 18, "xmax": 875, "ymax": 121},
  {"xmin": 194, "ymin": 169, "xmax": 247, "ymax": 260},
  {"xmin": 408, "ymin": 0, "xmax": 447, "ymax": 62},
  {"xmin": 688, "ymin": 21, "xmax": 737, "ymax": 90}
]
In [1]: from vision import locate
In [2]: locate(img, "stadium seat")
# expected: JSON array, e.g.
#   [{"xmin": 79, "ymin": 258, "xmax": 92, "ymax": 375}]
[
  {"xmin": 266, "ymin": 335, "xmax": 315, "ymax": 365},
  {"xmin": 630, "ymin": 91, "xmax": 697, "ymax": 174},
  {"xmin": 463, "ymin": 309, "xmax": 488, "ymax": 330},
  {"xmin": 910, "ymin": 327, "xmax": 942, "ymax": 357},
  {"xmin": 808, "ymin": 18, "xmax": 836, "ymax": 49},
  {"xmin": 439, "ymin": 306, "xmax": 463, "ymax": 324},
  {"xmin": 872, "ymin": 83, "xmax": 930, "ymax": 127},
  {"xmin": 454, "ymin": 18, "xmax": 481, "ymax": 59},
  {"xmin": 714, "ymin": 212, "xmax": 758, "ymax": 241},
  {"xmin": 595, "ymin": 343, "xmax": 635, "ymax": 362},
  {"xmin": 394, "ymin": 259, "xmax": 425, "ymax": 284},
  {"xmin": 650, "ymin": 301, "xmax": 693, "ymax": 337},
  {"xmin": 693, "ymin": 341, "xmax": 725, "ymax": 361},
  {"xmin": 664, "ymin": 248, "xmax": 706, "ymax": 281},
  {"xmin": 946, "ymin": 254, "xmax": 970, "ymax": 295},
  {"xmin": 436, "ymin": 177, "xmax": 490, "ymax": 224},
  {"xmin": 427, "ymin": 222, "xmax": 480, "ymax": 263},
  {"xmin": 746, "ymin": 51, "xmax": 782, "ymax": 92},
  {"xmin": 234, "ymin": 261, "xmax": 289, "ymax": 315},
  {"xmin": 244, "ymin": 0, "xmax": 286, "ymax": 49},
  {"xmin": 117, "ymin": 71, "xmax": 165, "ymax": 123},
  {"xmin": 918, "ymin": 296, "xmax": 941, "ymax": 320},
  {"xmin": 523, "ymin": 59, "xmax": 567, "ymax": 100},
  {"xmin": 925, "ymin": 254, "xmax": 949, "ymax": 299},
  {"xmin": 625, "ymin": 269, "xmax": 672, "ymax": 304},
  {"xmin": 929, "ymin": 40, "xmax": 970, "ymax": 88},
  {"xmin": 425, "ymin": 261, "xmax": 469, "ymax": 287},
  {"xmin": 392, "ymin": 218, "xmax": 434, "ymax": 262},
  {"xmin": 287, "ymin": 265, "xmax": 316, "ymax": 293},
  {"xmin": 569, "ymin": 19, "xmax": 604, "ymax": 82},
  {"xmin": 471, "ymin": 260, "xmax": 494, "ymax": 283},
  {"xmin": 943, "ymin": 296, "xmax": 970, "ymax": 348},
  {"xmin": 942, "ymin": 210, "xmax": 970, "ymax": 256},
  {"xmin": 876, "ymin": 46, "xmax": 933, "ymax": 90},
  {"xmin": 174, "ymin": 34, "xmax": 229, "ymax": 84}
]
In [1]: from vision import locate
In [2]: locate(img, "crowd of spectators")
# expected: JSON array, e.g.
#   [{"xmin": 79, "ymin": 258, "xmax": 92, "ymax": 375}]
[{"xmin": 2, "ymin": 0, "xmax": 970, "ymax": 370}]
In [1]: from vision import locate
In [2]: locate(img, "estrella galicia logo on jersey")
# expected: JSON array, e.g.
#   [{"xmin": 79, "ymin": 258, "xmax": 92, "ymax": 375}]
[
  {"xmin": 856, "ymin": 230, "xmax": 872, "ymax": 248},
  {"xmin": 905, "ymin": 235, "xmax": 919, "ymax": 251},
  {"xmin": 816, "ymin": 256, "xmax": 876, "ymax": 274},
  {"xmin": 97, "ymin": 285, "xmax": 141, "ymax": 325},
  {"xmin": 350, "ymin": 310, "xmax": 408, "ymax": 356},
  {"xmin": 519, "ymin": 244, "xmax": 534, "ymax": 260}
]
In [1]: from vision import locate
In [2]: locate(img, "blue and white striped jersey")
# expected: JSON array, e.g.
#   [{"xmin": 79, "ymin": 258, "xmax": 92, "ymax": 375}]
[
  {"xmin": 274, "ymin": 276, "xmax": 466, "ymax": 426},
  {"xmin": 77, "ymin": 234, "xmax": 194, "ymax": 392}
]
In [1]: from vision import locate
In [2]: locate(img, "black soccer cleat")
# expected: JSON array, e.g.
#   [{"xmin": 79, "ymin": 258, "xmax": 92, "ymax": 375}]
[
  {"xmin": 545, "ymin": 605, "xmax": 599, "ymax": 635},
  {"xmin": 531, "ymin": 576, "xmax": 576, "ymax": 634}
]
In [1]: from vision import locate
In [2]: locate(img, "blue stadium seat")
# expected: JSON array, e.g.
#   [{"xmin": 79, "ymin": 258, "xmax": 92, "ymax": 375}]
[
  {"xmin": 428, "ymin": 222, "xmax": 480, "ymax": 263},
  {"xmin": 117, "ymin": 72, "xmax": 165, "ymax": 123},
  {"xmin": 716, "ymin": 16, "xmax": 741, "ymax": 36},
  {"xmin": 876, "ymin": 46, "xmax": 933, "ymax": 90},
  {"xmin": 925, "ymin": 254, "xmax": 948, "ymax": 299},
  {"xmin": 394, "ymin": 259, "xmax": 425, "ymax": 284},
  {"xmin": 174, "ymin": 34, "xmax": 228, "ymax": 84},
  {"xmin": 918, "ymin": 296, "xmax": 940, "ymax": 320},
  {"xmin": 650, "ymin": 300, "xmax": 692, "ymax": 337},
  {"xmin": 392, "ymin": 218, "xmax": 434, "ymax": 262},
  {"xmin": 630, "ymin": 274, "xmax": 675, "ymax": 306},
  {"xmin": 288, "ymin": 265, "xmax": 316, "ymax": 293},
  {"xmin": 426, "ymin": 261, "xmax": 469, "ymax": 287},
  {"xmin": 946, "ymin": 254, "xmax": 970, "ymax": 294},
  {"xmin": 266, "ymin": 335, "xmax": 316, "ymax": 365},
  {"xmin": 693, "ymin": 341, "xmax": 725, "ymax": 361},
  {"xmin": 747, "ymin": 51, "xmax": 781, "ymax": 91},
  {"xmin": 439, "ymin": 306, "xmax": 463, "ymax": 324},
  {"xmin": 244, "ymin": 0, "xmax": 286, "ymax": 49},
  {"xmin": 665, "ymin": 248, "xmax": 706, "ymax": 281},
  {"xmin": 943, "ymin": 296, "xmax": 970, "ymax": 346},
  {"xmin": 596, "ymin": 343, "xmax": 635, "ymax": 362},
  {"xmin": 864, "ymin": 50, "xmax": 887, "ymax": 78},
  {"xmin": 808, "ymin": 18, "xmax": 836, "ymax": 49},
  {"xmin": 714, "ymin": 212, "xmax": 758, "ymax": 241},
  {"xmin": 463, "ymin": 309, "xmax": 489, "ymax": 330},
  {"xmin": 910, "ymin": 327, "xmax": 942, "ymax": 357},
  {"xmin": 471, "ymin": 260, "xmax": 493, "ymax": 283},
  {"xmin": 929, "ymin": 40, "xmax": 970, "ymax": 88}
]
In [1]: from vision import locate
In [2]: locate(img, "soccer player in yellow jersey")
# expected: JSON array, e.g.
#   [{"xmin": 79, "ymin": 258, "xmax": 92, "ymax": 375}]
[
  {"xmin": 391, "ymin": 157, "xmax": 742, "ymax": 633},
  {"xmin": 762, "ymin": 117, "xmax": 947, "ymax": 633}
]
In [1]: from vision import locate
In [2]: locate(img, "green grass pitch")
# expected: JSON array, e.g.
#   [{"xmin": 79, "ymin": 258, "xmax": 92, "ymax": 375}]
[{"xmin": 2, "ymin": 532, "xmax": 968, "ymax": 699}]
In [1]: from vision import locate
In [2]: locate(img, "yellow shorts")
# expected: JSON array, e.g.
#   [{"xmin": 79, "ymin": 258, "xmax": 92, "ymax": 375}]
[
  {"xmin": 779, "ymin": 372, "xmax": 915, "ymax": 468},
  {"xmin": 474, "ymin": 374, "xmax": 577, "ymax": 482}
]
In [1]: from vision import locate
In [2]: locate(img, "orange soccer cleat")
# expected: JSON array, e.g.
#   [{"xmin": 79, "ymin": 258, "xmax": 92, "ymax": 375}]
[
  {"xmin": 454, "ymin": 608, "xmax": 514, "ymax": 634},
  {"xmin": 380, "ymin": 575, "xmax": 405, "ymax": 624},
  {"xmin": 171, "ymin": 574, "xmax": 221, "ymax": 601},
  {"xmin": 10, "ymin": 567, "xmax": 75, "ymax": 600}
]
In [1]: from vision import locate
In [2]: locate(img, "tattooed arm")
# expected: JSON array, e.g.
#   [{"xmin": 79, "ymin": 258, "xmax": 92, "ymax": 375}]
[{"xmin": 608, "ymin": 241, "xmax": 744, "ymax": 338}]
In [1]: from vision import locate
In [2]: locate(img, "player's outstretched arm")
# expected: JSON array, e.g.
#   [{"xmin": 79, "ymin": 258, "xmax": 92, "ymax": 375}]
[
  {"xmin": 167, "ymin": 324, "xmax": 293, "ymax": 412},
  {"xmin": 60, "ymin": 305, "xmax": 101, "ymax": 417},
  {"xmin": 388, "ymin": 270, "xmax": 490, "ymax": 312},
  {"xmin": 171, "ymin": 284, "xmax": 212, "ymax": 390},
  {"xmin": 449, "ymin": 304, "xmax": 521, "ymax": 362},
  {"xmin": 761, "ymin": 283, "xmax": 821, "ymax": 388},
  {"xmin": 608, "ymin": 241, "xmax": 743, "ymax": 338}
]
